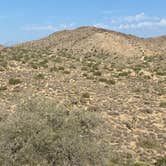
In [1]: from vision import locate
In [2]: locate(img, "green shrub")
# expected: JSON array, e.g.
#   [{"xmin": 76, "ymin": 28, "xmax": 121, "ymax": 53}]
[
  {"xmin": 144, "ymin": 56, "xmax": 153, "ymax": 62},
  {"xmin": 82, "ymin": 73, "xmax": 88, "ymax": 77},
  {"xmin": 81, "ymin": 66, "xmax": 89, "ymax": 71},
  {"xmin": 0, "ymin": 60, "xmax": 8, "ymax": 68},
  {"xmin": 82, "ymin": 92, "xmax": 90, "ymax": 98},
  {"xmin": 0, "ymin": 86, "xmax": 7, "ymax": 91},
  {"xmin": 107, "ymin": 79, "xmax": 116, "ymax": 85},
  {"xmin": 0, "ymin": 99, "xmax": 110, "ymax": 166},
  {"xmin": 139, "ymin": 139, "xmax": 160, "ymax": 149},
  {"xmin": 155, "ymin": 157, "xmax": 166, "ymax": 166},
  {"xmin": 99, "ymin": 78, "xmax": 115, "ymax": 85},
  {"xmin": 50, "ymin": 66, "xmax": 58, "ymax": 72},
  {"xmin": 156, "ymin": 70, "xmax": 166, "ymax": 76},
  {"xmin": 38, "ymin": 59, "xmax": 48, "ymax": 68},
  {"xmin": 118, "ymin": 71, "xmax": 129, "ymax": 77},
  {"xmin": 63, "ymin": 70, "xmax": 70, "ymax": 74},
  {"xmin": 159, "ymin": 102, "xmax": 166, "ymax": 108},
  {"xmin": 9, "ymin": 78, "xmax": 22, "ymax": 85},
  {"xmin": 35, "ymin": 73, "xmax": 45, "ymax": 80},
  {"xmin": 30, "ymin": 62, "xmax": 38, "ymax": 69},
  {"xmin": 53, "ymin": 57, "xmax": 62, "ymax": 63},
  {"xmin": 93, "ymin": 71, "xmax": 102, "ymax": 76}
]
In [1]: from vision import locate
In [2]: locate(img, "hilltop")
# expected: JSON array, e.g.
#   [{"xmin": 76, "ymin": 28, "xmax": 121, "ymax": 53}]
[
  {"xmin": 15, "ymin": 26, "xmax": 166, "ymax": 57},
  {"xmin": 0, "ymin": 27, "xmax": 166, "ymax": 165}
]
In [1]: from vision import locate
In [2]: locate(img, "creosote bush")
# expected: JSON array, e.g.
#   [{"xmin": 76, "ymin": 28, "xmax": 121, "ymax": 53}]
[
  {"xmin": 35, "ymin": 73, "xmax": 45, "ymax": 80},
  {"xmin": 155, "ymin": 157, "xmax": 166, "ymax": 166},
  {"xmin": 159, "ymin": 102, "xmax": 166, "ymax": 108},
  {"xmin": 0, "ymin": 86, "xmax": 7, "ymax": 91},
  {"xmin": 0, "ymin": 99, "xmax": 110, "ymax": 166},
  {"xmin": 9, "ymin": 78, "xmax": 22, "ymax": 85},
  {"xmin": 82, "ymin": 92, "xmax": 90, "ymax": 98}
]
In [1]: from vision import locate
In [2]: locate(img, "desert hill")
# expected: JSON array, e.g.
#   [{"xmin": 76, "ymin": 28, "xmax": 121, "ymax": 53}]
[
  {"xmin": 15, "ymin": 26, "xmax": 166, "ymax": 57},
  {"xmin": 0, "ymin": 27, "xmax": 166, "ymax": 165}
]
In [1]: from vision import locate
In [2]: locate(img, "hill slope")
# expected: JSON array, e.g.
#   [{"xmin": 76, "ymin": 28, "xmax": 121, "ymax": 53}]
[
  {"xmin": 0, "ymin": 27, "xmax": 166, "ymax": 165},
  {"xmin": 0, "ymin": 45, "xmax": 4, "ymax": 50},
  {"xmin": 15, "ymin": 26, "xmax": 166, "ymax": 57}
]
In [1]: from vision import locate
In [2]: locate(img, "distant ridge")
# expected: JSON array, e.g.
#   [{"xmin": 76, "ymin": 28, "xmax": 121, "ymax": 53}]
[
  {"xmin": 14, "ymin": 26, "xmax": 166, "ymax": 56},
  {"xmin": 0, "ymin": 45, "xmax": 4, "ymax": 50}
]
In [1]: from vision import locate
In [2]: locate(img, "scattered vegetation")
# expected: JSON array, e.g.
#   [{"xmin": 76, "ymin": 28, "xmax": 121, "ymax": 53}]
[
  {"xmin": 0, "ymin": 86, "xmax": 7, "ymax": 91},
  {"xmin": 139, "ymin": 139, "xmax": 160, "ymax": 149},
  {"xmin": 156, "ymin": 70, "xmax": 166, "ymax": 76},
  {"xmin": 9, "ymin": 78, "xmax": 22, "ymax": 85},
  {"xmin": 155, "ymin": 157, "xmax": 166, "ymax": 166},
  {"xmin": 159, "ymin": 102, "xmax": 166, "ymax": 108},
  {"xmin": 35, "ymin": 73, "xmax": 45, "ymax": 80},
  {"xmin": 82, "ymin": 92, "xmax": 90, "ymax": 98},
  {"xmin": 0, "ymin": 99, "xmax": 110, "ymax": 166},
  {"xmin": 118, "ymin": 71, "xmax": 130, "ymax": 77},
  {"xmin": 0, "ymin": 27, "xmax": 165, "ymax": 165},
  {"xmin": 99, "ymin": 78, "xmax": 116, "ymax": 85}
]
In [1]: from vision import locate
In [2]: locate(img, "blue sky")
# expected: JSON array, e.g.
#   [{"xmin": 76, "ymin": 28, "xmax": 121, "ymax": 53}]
[{"xmin": 0, "ymin": 0, "xmax": 166, "ymax": 45}]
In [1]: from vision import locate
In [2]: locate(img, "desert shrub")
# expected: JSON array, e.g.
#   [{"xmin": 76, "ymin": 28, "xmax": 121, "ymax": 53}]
[
  {"xmin": 118, "ymin": 71, "xmax": 129, "ymax": 77},
  {"xmin": 50, "ymin": 66, "xmax": 58, "ymax": 72},
  {"xmin": 53, "ymin": 57, "xmax": 62, "ymax": 63},
  {"xmin": 106, "ymin": 79, "xmax": 116, "ymax": 85},
  {"xmin": 156, "ymin": 70, "xmax": 166, "ymax": 76},
  {"xmin": 82, "ymin": 73, "xmax": 88, "ymax": 77},
  {"xmin": 81, "ymin": 66, "xmax": 89, "ymax": 71},
  {"xmin": 99, "ymin": 77, "xmax": 108, "ymax": 83},
  {"xmin": 63, "ymin": 70, "xmax": 70, "ymax": 74},
  {"xmin": 131, "ymin": 162, "xmax": 150, "ymax": 166},
  {"xmin": 30, "ymin": 62, "xmax": 38, "ymax": 69},
  {"xmin": 0, "ymin": 86, "xmax": 7, "ymax": 91},
  {"xmin": 159, "ymin": 102, "xmax": 166, "ymax": 108},
  {"xmin": 38, "ymin": 59, "xmax": 48, "ymax": 68},
  {"xmin": 0, "ymin": 99, "xmax": 110, "ymax": 166},
  {"xmin": 99, "ymin": 78, "xmax": 115, "ymax": 85},
  {"xmin": 35, "ymin": 73, "xmax": 45, "ymax": 80},
  {"xmin": 58, "ymin": 66, "xmax": 65, "ymax": 71},
  {"xmin": 0, "ymin": 60, "xmax": 8, "ymax": 68},
  {"xmin": 139, "ymin": 138, "xmax": 161, "ymax": 149},
  {"xmin": 82, "ymin": 92, "xmax": 90, "ymax": 98},
  {"xmin": 155, "ymin": 157, "xmax": 166, "ymax": 166},
  {"xmin": 9, "ymin": 78, "xmax": 22, "ymax": 85},
  {"xmin": 93, "ymin": 71, "xmax": 102, "ymax": 76}
]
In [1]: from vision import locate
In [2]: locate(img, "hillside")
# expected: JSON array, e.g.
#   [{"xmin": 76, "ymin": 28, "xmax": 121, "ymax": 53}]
[
  {"xmin": 0, "ymin": 27, "xmax": 166, "ymax": 165},
  {"xmin": 0, "ymin": 45, "xmax": 4, "ymax": 50},
  {"xmin": 15, "ymin": 26, "xmax": 166, "ymax": 57}
]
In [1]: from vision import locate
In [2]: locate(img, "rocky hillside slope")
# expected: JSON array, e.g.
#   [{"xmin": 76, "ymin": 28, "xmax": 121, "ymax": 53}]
[
  {"xmin": 15, "ymin": 26, "xmax": 166, "ymax": 57},
  {"xmin": 0, "ymin": 27, "xmax": 166, "ymax": 165}
]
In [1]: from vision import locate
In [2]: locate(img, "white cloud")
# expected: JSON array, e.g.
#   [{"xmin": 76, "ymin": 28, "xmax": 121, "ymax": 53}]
[
  {"xmin": 93, "ymin": 23, "xmax": 109, "ymax": 29},
  {"xmin": 23, "ymin": 23, "xmax": 76, "ymax": 32},
  {"xmin": 23, "ymin": 25, "xmax": 57, "ymax": 31},
  {"xmin": 58, "ymin": 23, "xmax": 76, "ymax": 30},
  {"xmin": 118, "ymin": 18, "xmax": 166, "ymax": 29},
  {"xmin": 124, "ymin": 12, "xmax": 159, "ymax": 22},
  {"xmin": 96, "ymin": 12, "xmax": 166, "ymax": 32},
  {"xmin": 102, "ymin": 10, "xmax": 125, "ymax": 15}
]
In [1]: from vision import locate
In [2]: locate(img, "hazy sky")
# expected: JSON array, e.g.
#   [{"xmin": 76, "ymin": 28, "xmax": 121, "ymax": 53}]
[{"xmin": 0, "ymin": 0, "xmax": 166, "ymax": 45}]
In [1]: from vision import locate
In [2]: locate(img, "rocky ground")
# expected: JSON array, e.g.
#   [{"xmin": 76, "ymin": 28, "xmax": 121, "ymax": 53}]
[{"xmin": 0, "ymin": 27, "xmax": 166, "ymax": 165}]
